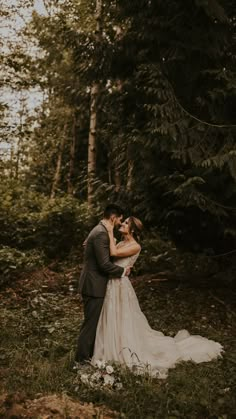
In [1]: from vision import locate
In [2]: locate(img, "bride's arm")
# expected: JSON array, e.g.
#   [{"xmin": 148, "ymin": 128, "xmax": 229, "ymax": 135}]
[{"xmin": 107, "ymin": 230, "xmax": 141, "ymax": 257}]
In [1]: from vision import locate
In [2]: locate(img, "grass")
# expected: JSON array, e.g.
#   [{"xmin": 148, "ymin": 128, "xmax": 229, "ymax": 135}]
[{"xmin": 0, "ymin": 269, "xmax": 235, "ymax": 418}]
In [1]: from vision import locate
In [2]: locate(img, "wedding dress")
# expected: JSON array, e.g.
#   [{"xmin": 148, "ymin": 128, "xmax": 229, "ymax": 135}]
[{"xmin": 92, "ymin": 250, "xmax": 223, "ymax": 378}]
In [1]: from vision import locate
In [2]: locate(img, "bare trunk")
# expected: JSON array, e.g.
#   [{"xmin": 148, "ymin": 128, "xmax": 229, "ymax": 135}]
[
  {"xmin": 15, "ymin": 96, "xmax": 26, "ymax": 180},
  {"xmin": 108, "ymin": 158, "xmax": 112, "ymax": 185},
  {"xmin": 67, "ymin": 113, "xmax": 76, "ymax": 195},
  {"xmin": 10, "ymin": 145, "xmax": 14, "ymax": 179},
  {"xmin": 114, "ymin": 160, "xmax": 121, "ymax": 192},
  {"xmin": 50, "ymin": 125, "xmax": 66, "ymax": 200},
  {"xmin": 87, "ymin": 84, "xmax": 99, "ymax": 206},
  {"xmin": 87, "ymin": 0, "xmax": 103, "ymax": 208},
  {"xmin": 113, "ymin": 80, "xmax": 123, "ymax": 193},
  {"xmin": 15, "ymin": 138, "xmax": 22, "ymax": 180},
  {"xmin": 126, "ymin": 160, "xmax": 134, "ymax": 192}
]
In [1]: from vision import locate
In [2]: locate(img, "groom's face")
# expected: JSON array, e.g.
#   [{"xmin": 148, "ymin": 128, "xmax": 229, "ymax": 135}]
[{"xmin": 111, "ymin": 214, "xmax": 123, "ymax": 227}]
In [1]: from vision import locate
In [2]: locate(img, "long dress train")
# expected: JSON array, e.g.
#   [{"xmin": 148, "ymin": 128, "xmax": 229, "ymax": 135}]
[{"xmin": 92, "ymin": 250, "xmax": 223, "ymax": 378}]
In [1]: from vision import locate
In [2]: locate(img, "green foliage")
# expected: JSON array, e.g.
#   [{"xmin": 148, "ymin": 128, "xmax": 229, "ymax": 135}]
[
  {"xmin": 38, "ymin": 197, "xmax": 91, "ymax": 258},
  {"xmin": 1, "ymin": 0, "xmax": 236, "ymax": 255},
  {"xmin": 0, "ymin": 246, "xmax": 44, "ymax": 287},
  {"xmin": 134, "ymin": 233, "xmax": 222, "ymax": 281},
  {"xmin": 0, "ymin": 181, "xmax": 93, "ymax": 282},
  {"xmin": 0, "ymin": 181, "xmax": 48, "ymax": 250}
]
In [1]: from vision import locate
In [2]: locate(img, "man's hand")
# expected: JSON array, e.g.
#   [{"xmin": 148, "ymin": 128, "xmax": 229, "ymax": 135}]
[
  {"xmin": 125, "ymin": 266, "xmax": 131, "ymax": 276},
  {"xmin": 101, "ymin": 220, "xmax": 114, "ymax": 234}
]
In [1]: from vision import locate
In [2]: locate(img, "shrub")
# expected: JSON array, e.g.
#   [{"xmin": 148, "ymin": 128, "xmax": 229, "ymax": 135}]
[
  {"xmin": 0, "ymin": 180, "xmax": 93, "ymax": 260},
  {"xmin": 0, "ymin": 246, "xmax": 45, "ymax": 288},
  {"xmin": 37, "ymin": 197, "xmax": 91, "ymax": 258},
  {"xmin": 135, "ymin": 233, "xmax": 220, "ymax": 280}
]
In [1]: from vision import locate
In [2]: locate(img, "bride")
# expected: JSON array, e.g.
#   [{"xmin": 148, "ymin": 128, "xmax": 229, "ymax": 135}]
[{"xmin": 91, "ymin": 216, "xmax": 223, "ymax": 378}]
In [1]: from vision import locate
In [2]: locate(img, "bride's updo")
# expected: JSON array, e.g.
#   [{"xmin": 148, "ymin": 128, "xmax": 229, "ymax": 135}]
[{"xmin": 128, "ymin": 216, "xmax": 143, "ymax": 241}]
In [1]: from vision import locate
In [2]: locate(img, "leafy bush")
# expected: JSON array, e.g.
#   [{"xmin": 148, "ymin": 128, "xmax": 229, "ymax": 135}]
[
  {"xmin": 0, "ymin": 246, "xmax": 44, "ymax": 287},
  {"xmin": 0, "ymin": 180, "xmax": 93, "ymax": 261},
  {"xmin": 135, "ymin": 233, "xmax": 220, "ymax": 280},
  {"xmin": 0, "ymin": 181, "xmax": 47, "ymax": 250},
  {"xmin": 38, "ymin": 197, "xmax": 91, "ymax": 258}
]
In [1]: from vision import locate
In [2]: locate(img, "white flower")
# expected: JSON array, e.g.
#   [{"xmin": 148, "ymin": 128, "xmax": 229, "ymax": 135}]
[
  {"xmin": 80, "ymin": 373, "xmax": 89, "ymax": 384},
  {"xmin": 115, "ymin": 382, "xmax": 123, "ymax": 390},
  {"xmin": 94, "ymin": 360, "xmax": 106, "ymax": 369},
  {"xmin": 91, "ymin": 371, "xmax": 102, "ymax": 381},
  {"xmin": 106, "ymin": 365, "xmax": 114, "ymax": 374},
  {"xmin": 103, "ymin": 374, "xmax": 115, "ymax": 386}
]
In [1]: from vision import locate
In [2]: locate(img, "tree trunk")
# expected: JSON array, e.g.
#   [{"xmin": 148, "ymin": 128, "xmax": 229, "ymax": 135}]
[
  {"xmin": 15, "ymin": 137, "xmax": 22, "ymax": 180},
  {"xmin": 10, "ymin": 145, "xmax": 14, "ymax": 179},
  {"xmin": 108, "ymin": 157, "xmax": 112, "ymax": 185},
  {"xmin": 114, "ymin": 159, "xmax": 121, "ymax": 192},
  {"xmin": 50, "ymin": 125, "xmax": 67, "ymax": 200},
  {"xmin": 67, "ymin": 113, "xmax": 76, "ymax": 195},
  {"xmin": 126, "ymin": 160, "xmax": 134, "ymax": 192},
  {"xmin": 87, "ymin": 84, "xmax": 99, "ymax": 207},
  {"xmin": 87, "ymin": 0, "xmax": 103, "ymax": 208},
  {"xmin": 15, "ymin": 96, "xmax": 26, "ymax": 180}
]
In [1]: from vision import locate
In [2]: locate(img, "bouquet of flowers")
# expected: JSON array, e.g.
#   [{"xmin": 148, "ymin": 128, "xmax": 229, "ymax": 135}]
[{"xmin": 74, "ymin": 360, "xmax": 123, "ymax": 390}]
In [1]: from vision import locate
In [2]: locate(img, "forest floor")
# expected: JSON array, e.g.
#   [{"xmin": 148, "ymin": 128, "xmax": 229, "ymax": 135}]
[{"xmin": 0, "ymin": 266, "xmax": 235, "ymax": 418}]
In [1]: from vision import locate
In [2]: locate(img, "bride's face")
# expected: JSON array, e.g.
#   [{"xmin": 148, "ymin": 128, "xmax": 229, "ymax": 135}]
[{"xmin": 119, "ymin": 218, "xmax": 130, "ymax": 235}]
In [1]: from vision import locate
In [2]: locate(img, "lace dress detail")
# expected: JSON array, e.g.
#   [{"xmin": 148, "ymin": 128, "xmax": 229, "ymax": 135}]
[{"xmin": 92, "ymin": 249, "xmax": 223, "ymax": 378}]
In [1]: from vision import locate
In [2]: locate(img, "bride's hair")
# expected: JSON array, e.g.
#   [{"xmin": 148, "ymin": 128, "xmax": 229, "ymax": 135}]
[{"xmin": 128, "ymin": 216, "xmax": 143, "ymax": 241}]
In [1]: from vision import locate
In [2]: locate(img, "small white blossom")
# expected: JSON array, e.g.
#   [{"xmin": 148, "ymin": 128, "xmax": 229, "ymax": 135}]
[
  {"xmin": 115, "ymin": 382, "xmax": 123, "ymax": 390},
  {"xmin": 103, "ymin": 374, "xmax": 115, "ymax": 386},
  {"xmin": 91, "ymin": 371, "xmax": 102, "ymax": 381},
  {"xmin": 106, "ymin": 365, "xmax": 114, "ymax": 374},
  {"xmin": 94, "ymin": 360, "xmax": 106, "ymax": 369},
  {"xmin": 80, "ymin": 373, "xmax": 89, "ymax": 384}
]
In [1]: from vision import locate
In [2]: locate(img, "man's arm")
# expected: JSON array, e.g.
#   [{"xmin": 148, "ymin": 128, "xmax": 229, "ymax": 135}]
[{"xmin": 93, "ymin": 231, "xmax": 125, "ymax": 277}]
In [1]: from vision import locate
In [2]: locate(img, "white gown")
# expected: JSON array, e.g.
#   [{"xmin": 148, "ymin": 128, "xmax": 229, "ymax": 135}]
[{"xmin": 92, "ymin": 251, "xmax": 223, "ymax": 378}]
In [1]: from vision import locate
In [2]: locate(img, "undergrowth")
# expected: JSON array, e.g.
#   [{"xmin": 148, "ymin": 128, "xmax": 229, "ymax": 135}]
[{"xmin": 0, "ymin": 269, "xmax": 235, "ymax": 418}]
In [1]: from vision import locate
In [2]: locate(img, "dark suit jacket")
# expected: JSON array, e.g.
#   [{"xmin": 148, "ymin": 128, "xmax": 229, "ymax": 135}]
[{"xmin": 78, "ymin": 222, "xmax": 124, "ymax": 297}]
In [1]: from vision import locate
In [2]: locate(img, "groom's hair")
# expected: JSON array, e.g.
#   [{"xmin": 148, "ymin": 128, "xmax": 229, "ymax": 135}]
[{"xmin": 103, "ymin": 204, "xmax": 124, "ymax": 219}]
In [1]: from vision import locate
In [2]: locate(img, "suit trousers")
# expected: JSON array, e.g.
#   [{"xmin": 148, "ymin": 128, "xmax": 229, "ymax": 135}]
[{"xmin": 75, "ymin": 295, "xmax": 104, "ymax": 362}]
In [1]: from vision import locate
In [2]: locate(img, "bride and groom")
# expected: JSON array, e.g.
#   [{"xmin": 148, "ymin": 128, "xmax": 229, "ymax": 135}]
[{"xmin": 75, "ymin": 204, "xmax": 223, "ymax": 377}]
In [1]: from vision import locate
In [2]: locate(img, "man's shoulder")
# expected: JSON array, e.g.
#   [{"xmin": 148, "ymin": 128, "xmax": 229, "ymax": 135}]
[{"xmin": 88, "ymin": 223, "xmax": 107, "ymax": 238}]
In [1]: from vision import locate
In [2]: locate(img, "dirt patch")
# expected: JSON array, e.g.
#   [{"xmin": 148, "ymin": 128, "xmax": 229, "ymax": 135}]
[{"xmin": 0, "ymin": 392, "xmax": 118, "ymax": 418}]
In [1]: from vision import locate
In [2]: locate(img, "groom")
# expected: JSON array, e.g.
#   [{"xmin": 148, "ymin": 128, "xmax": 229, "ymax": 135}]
[{"xmin": 75, "ymin": 204, "xmax": 130, "ymax": 363}]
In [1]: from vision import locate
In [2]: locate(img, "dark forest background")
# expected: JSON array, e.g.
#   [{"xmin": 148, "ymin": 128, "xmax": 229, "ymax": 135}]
[
  {"xmin": 0, "ymin": 0, "xmax": 236, "ymax": 285},
  {"xmin": 0, "ymin": 2, "xmax": 236, "ymax": 417}
]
